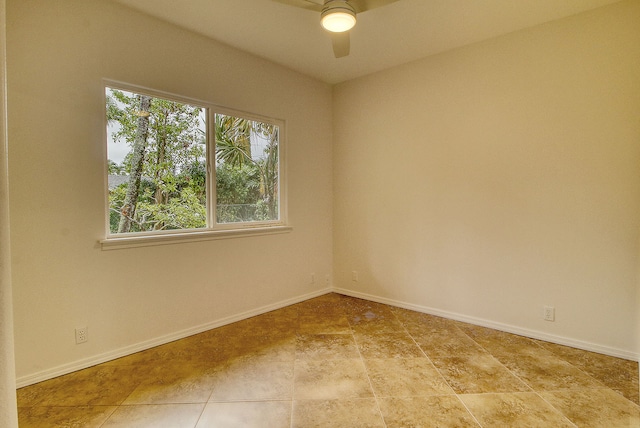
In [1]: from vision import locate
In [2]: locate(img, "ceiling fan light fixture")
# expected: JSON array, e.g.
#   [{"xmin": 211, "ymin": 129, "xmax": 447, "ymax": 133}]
[{"xmin": 321, "ymin": 1, "xmax": 356, "ymax": 33}]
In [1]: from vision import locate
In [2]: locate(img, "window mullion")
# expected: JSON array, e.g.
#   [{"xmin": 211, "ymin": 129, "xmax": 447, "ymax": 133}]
[{"xmin": 207, "ymin": 109, "xmax": 217, "ymax": 230}]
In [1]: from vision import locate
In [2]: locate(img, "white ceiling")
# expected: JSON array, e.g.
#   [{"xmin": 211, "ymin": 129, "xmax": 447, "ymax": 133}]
[{"xmin": 112, "ymin": 0, "xmax": 622, "ymax": 84}]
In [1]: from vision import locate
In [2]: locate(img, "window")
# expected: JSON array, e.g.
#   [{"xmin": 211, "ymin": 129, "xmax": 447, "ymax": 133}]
[{"xmin": 104, "ymin": 83, "xmax": 285, "ymax": 244}]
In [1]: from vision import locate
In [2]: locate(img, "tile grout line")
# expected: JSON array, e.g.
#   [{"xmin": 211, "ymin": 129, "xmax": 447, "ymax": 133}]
[
  {"xmin": 191, "ymin": 369, "xmax": 218, "ymax": 428},
  {"xmin": 97, "ymin": 405, "xmax": 118, "ymax": 428},
  {"xmin": 97, "ymin": 368, "xmax": 149, "ymax": 428},
  {"xmin": 456, "ymin": 328, "xmax": 536, "ymax": 393},
  {"xmin": 348, "ymin": 312, "xmax": 388, "ymax": 428},
  {"xmin": 392, "ymin": 310, "xmax": 486, "ymax": 428},
  {"xmin": 454, "ymin": 326, "xmax": 585, "ymax": 427},
  {"xmin": 531, "ymin": 390, "xmax": 579, "ymax": 428}
]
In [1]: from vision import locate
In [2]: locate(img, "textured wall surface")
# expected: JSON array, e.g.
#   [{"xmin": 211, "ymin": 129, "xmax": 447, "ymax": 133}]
[
  {"xmin": 0, "ymin": 0, "xmax": 18, "ymax": 424},
  {"xmin": 334, "ymin": 0, "xmax": 640, "ymax": 358}
]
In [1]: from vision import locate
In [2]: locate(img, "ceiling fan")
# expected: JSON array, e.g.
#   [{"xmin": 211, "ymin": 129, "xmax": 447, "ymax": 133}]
[{"xmin": 272, "ymin": 0, "xmax": 400, "ymax": 58}]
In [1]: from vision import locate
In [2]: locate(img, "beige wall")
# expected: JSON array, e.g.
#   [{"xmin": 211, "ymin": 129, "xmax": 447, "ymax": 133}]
[
  {"xmin": 334, "ymin": 0, "xmax": 640, "ymax": 357},
  {"xmin": 1, "ymin": 0, "xmax": 18, "ymax": 424},
  {"xmin": 7, "ymin": 0, "xmax": 333, "ymax": 382}
]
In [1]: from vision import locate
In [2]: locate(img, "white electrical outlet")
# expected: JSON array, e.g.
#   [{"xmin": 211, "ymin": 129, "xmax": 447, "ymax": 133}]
[
  {"xmin": 352, "ymin": 271, "xmax": 359, "ymax": 282},
  {"xmin": 75, "ymin": 327, "xmax": 88, "ymax": 344},
  {"xmin": 325, "ymin": 274, "xmax": 330, "ymax": 286},
  {"xmin": 543, "ymin": 306, "xmax": 555, "ymax": 322},
  {"xmin": 310, "ymin": 273, "xmax": 316, "ymax": 284}
]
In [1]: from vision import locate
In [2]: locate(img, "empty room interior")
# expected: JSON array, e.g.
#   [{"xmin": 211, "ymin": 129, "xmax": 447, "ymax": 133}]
[{"xmin": 1, "ymin": 0, "xmax": 640, "ymax": 426}]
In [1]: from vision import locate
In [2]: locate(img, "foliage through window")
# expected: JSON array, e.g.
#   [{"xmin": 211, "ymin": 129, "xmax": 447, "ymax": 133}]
[{"xmin": 105, "ymin": 85, "xmax": 282, "ymax": 236}]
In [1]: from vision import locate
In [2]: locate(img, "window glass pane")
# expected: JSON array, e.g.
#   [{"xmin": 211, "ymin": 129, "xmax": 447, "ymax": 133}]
[
  {"xmin": 215, "ymin": 114, "xmax": 279, "ymax": 223},
  {"xmin": 106, "ymin": 87, "xmax": 207, "ymax": 234}
]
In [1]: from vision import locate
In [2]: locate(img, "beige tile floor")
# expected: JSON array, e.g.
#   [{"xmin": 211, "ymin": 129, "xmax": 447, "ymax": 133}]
[{"xmin": 16, "ymin": 293, "xmax": 640, "ymax": 427}]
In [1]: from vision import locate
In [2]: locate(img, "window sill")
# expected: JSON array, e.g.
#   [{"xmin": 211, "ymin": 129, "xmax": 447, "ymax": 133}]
[{"xmin": 100, "ymin": 226, "xmax": 293, "ymax": 250}]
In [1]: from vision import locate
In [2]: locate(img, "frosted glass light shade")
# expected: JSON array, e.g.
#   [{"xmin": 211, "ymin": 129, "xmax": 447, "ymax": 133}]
[{"xmin": 321, "ymin": 9, "xmax": 356, "ymax": 32}]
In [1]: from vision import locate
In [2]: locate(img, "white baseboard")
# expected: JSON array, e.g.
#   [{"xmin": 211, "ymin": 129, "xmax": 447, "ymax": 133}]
[
  {"xmin": 17, "ymin": 285, "xmax": 638, "ymax": 388},
  {"xmin": 333, "ymin": 287, "xmax": 639, "ymax": 362},
  {"xmin": 16, "ymin": 288, "xmax": 332, "ymax": 388}
]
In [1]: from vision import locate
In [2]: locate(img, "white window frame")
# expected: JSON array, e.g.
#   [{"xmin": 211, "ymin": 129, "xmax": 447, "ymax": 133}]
[{"xmin": 100, "ymin": 80, "xmax": 289, "ymax": 250}]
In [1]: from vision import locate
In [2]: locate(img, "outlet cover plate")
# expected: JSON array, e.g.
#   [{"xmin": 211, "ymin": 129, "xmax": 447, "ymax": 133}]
[
  {"xmin": 75, "ymin": 327, "xmax": 88, "ymax": 344},
  {"xmin": 543, "ymin": 306, "xmax": 555, "ymax": 322}
]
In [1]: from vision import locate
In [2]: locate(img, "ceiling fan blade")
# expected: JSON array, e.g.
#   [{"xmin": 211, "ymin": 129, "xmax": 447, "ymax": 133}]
[
  {"xmin": 270, "ymin": 0, "xmax": 323, "ymax": 12},
  {"xmin": 349, "ymin": 0, "xmax": 400, "ymax": 13},
  {"xmin": 331, "ymin": 32, "xmax": 350, "ymax": 58}
]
